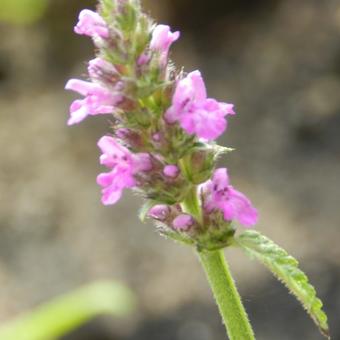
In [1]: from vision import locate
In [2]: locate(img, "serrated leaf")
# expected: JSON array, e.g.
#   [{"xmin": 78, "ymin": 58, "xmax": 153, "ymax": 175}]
[
  {"xmin": 235, "ymin": 230, "xmax": 330, "ymax": 339},
  {"xmin": 0, "ymin": 280, "xmax": 135, "ymax": 340}
]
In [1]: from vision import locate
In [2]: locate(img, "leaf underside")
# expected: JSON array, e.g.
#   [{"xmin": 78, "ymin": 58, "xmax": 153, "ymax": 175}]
[{"xmin": 236, "ymin": 230, "xmax": 330, "ymax": 339}]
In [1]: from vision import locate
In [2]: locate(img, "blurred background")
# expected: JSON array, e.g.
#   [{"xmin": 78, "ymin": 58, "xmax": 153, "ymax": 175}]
[{"xmin": 0, "ymin": 0, "xmax": 340, "ymax": 339}]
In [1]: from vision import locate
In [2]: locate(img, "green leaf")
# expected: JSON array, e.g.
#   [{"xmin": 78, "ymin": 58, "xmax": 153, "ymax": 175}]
[
  {"xmin": 235, "ymin": 230, "xmax": 330, "ymax": 339},
  {"xmin": 0, "ymin": 280, "xmax": 135, "ymax": 340}
]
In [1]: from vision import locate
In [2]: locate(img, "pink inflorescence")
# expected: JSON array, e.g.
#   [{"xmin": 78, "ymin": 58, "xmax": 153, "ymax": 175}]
[{"xmin": 66, "ymin": 0, "xmax": 258, "ymax": 242}]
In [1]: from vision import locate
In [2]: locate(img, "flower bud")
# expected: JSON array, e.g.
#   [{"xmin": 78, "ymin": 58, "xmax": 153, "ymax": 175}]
[
  {"xmin": 88, "ymin": 58, "xmax": 120, "ymax": 85},
  {"xmin": 148, "ymin": 204, "xmax": 171, "ymax": 221},
  {"xmin": 152, "ymin": 133, "xmax": 161, "ymax": 142},
  {"xmin": 115, "ymin": 128, "xmax": 145, "ymax": 150},
  {"xmin": 163, "ymin": 165, "xmax": 179, "ymax": 178},
  {"xmin": 172, "ymin": 214, "xmax": 194, "ymax": 231}
]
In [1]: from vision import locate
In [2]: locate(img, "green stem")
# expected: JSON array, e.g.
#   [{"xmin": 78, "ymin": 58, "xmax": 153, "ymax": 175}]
[
  {"xmin": 179, "ymin": 160, "xmax": 253, "ymax": 338},
  {"xmin": 198, "ymin": 249, "xmax": 255, "ymax": 340},
  {"xmin": 181, "ymin": 186, "xmax": 202, "ymax": 224}
]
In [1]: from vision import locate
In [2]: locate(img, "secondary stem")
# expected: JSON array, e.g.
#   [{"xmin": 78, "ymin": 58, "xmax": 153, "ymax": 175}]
[{"xmin": 198, "ymin": 249, "xmax": 255, "ymax": 340}]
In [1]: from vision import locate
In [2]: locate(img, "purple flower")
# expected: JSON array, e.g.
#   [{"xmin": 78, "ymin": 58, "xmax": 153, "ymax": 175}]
[
  {"xmin": 65, "ymin": 79, "xmax": 122, "ymax": 125},
  {"xmin": 97, "ymin": 136, "xmax": 152, "ymax": 205},
  {"xmin": 172, "ymin": 214, "xmax": 194, "ymax": 231},
  {"xmin": 165, "ymin": 71, "xmax": 235, "ymax": 141},
  {"xmin": 163, "ymin": 165, "xmax": 179, "ymax": 178},
  {"xmin": 202, "ymin": 168, "xmax": 258, "ymax": 227},
  {"xmin": 74, "ymin": 9, "xmax": 109, "ymax": 38},
  {"xmin": 150, "ymin": 25, "xmax": 180, "ymax": 65}
]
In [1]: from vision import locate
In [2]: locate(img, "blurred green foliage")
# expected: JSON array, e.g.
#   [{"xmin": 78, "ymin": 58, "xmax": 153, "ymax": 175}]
[
  {"xmin": 0, "ymin": 280, "xmax": 135, "ymax": 340},
  {"xmin": 0, "ymin": 0, "xmax": 49, "ymax": 24}
]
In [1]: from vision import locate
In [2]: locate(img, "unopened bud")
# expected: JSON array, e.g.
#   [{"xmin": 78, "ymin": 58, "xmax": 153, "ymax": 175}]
[
  {"xmin": 115, "ymin": 128, "xmax": 145, "ymax": 149},
  {"xmin": 163, "ymin": 165, "xmax": 179, "ymax": 178},
  {"xmin": 148, "ymin": 204, "xmax": 171, "ymax": 221},
  {"xmin": 172, "ymin": 214, "xmax": 194, "ymax": 231},
  {"xmin": 88, "ymin": 58, "xmax": 120, "ymax": 84}
]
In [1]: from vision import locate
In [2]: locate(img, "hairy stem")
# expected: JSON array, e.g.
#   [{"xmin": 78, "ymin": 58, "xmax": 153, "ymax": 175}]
[
  {"xmin": 198, "ymin": 249, "xmax": 255, "ymax": 340},
  {"xmin": 181, "ymin": 186, "xmax": 202, "ymax": 224},
  {"xmin": 180, "ymin": 164, "xmax": 254, "ymax": 339}
]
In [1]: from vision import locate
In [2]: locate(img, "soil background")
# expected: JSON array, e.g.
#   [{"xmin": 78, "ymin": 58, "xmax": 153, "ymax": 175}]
[{"xmin": 0, "ymin": 0, "xmax": 340, "ymax": 339}]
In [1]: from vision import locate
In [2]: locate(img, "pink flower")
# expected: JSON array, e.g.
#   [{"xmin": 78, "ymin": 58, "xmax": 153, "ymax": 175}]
[
  {"xmin": 172, "ymin": 214, "xmax": 194, "ymax": 231},
  {"xmin": 97, "ymin": 136, "xmax": 151, "ymax": 205},
  {"xmin": 150, "ymin": 25, "xmax": 180, "ymax": 65},
  {"xmin": 202, "ymin": 168, "xmax": 258, "ymax": 227},
  {"xmin": 74, "ymin": 9, "xmax": 109, "ymax": 38},
  {"xmin": 165, "ymin": 71, "xmax": 235, "ymax": 141},
  {"xmin": 163, "ymin": 165, "xmax": 179, "ymax": 178},
  {"xmin": 65, "ymin": 79, "xmax": 122, "ymax": 125}
]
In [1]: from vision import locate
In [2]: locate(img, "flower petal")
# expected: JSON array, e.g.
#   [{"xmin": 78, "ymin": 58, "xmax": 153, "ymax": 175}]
[
  {"xmin": 67, "ymin": 99, "xmax": 89, "ymax": 125},
  {"xmin": 227, "ymin": 187, "xmax": 258, "ymax": 227}
]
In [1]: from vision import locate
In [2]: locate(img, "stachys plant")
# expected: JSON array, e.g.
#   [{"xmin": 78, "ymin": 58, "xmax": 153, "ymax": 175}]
[{"xmin": 66, "ymin": 1, "xmax": 330, "ymax": 338}]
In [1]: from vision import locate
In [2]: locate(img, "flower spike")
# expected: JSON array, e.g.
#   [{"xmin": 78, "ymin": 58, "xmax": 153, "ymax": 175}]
[{"xmin": 65, "ymin": 2, "xmax": 329, "ymax": 338}]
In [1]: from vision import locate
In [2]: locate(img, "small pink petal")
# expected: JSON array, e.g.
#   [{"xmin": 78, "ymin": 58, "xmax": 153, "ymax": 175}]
[
  {"xmin": 65, "ymin": 79, "xmax": 95, "ymax": 96},
  {"xmin": 67, "ymin": 99, "xmax": 89, "ymax": 125},
  {"xmin": 101, "ymin": 186, "xmax": 123, "ymax": 205}
]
